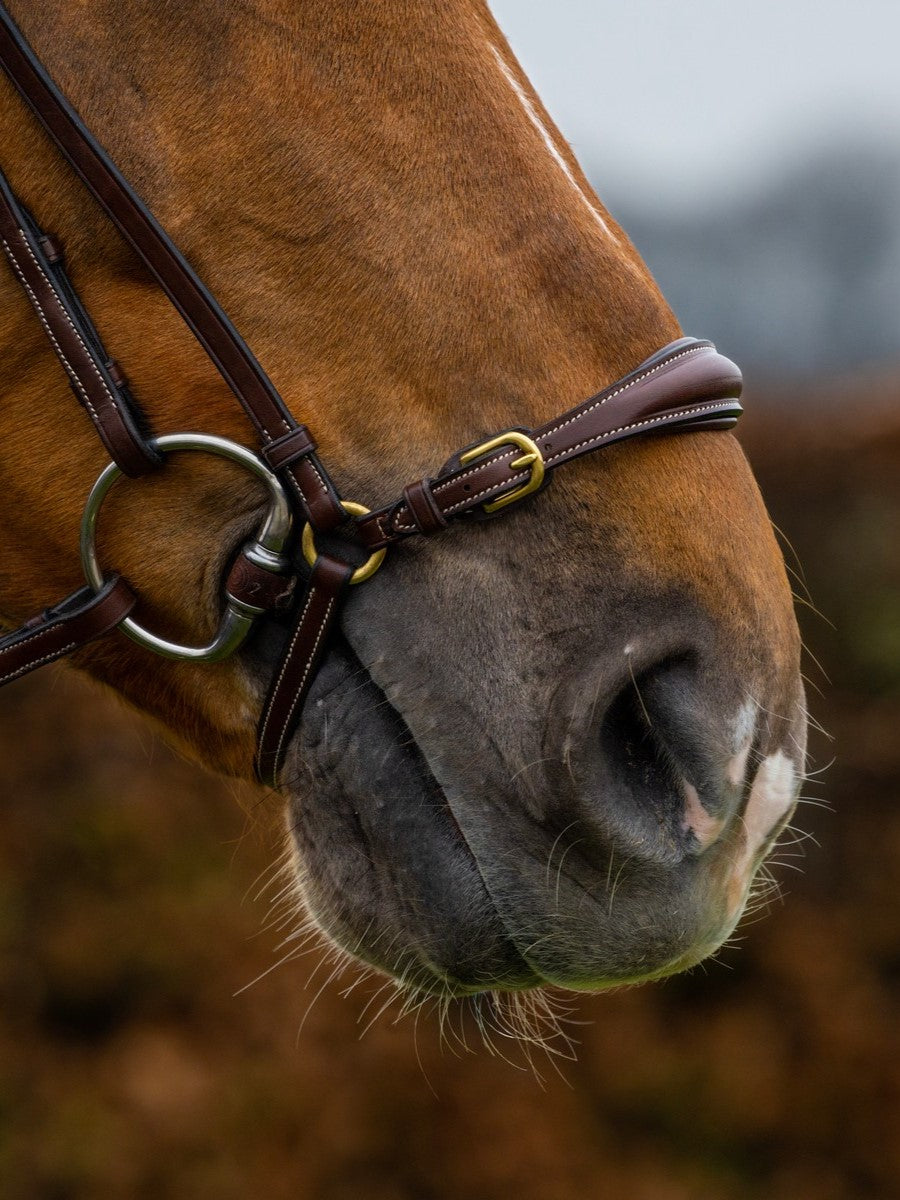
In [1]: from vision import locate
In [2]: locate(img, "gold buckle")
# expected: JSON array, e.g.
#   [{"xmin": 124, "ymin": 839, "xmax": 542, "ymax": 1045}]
[
  {"xmin": 301, "ymin": 500, "xmax": 387, "ymax": 586},
  {"xmin": 458, "ymin": 431, "xmax": 545, "ymax": 513}
]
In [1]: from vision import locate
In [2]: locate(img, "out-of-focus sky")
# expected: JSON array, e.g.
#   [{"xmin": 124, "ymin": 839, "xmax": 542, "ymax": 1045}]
[{"xmin": 491, "ymin": 0, "xmax": 898, "ymax": 206}]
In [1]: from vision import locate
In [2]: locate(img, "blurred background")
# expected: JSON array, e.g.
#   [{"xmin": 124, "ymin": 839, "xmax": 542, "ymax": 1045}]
[
  {"xmin": 496, "ymin": 0, "xmax": 900, "ymax": 378},
  {"xmin": 1, "ymin": 3, "xmax": 898, "ymax": 1198}
]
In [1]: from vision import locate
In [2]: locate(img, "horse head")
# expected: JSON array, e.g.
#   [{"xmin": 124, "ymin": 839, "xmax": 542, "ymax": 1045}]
[{"xmin": 0, "ymin": 0, "xmax": 805, "ymax": 995}]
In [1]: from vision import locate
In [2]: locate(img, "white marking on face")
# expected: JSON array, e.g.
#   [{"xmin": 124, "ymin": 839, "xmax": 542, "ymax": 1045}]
[
  {"xmin": 489, "ymin": 45, "xmax": 617, "ymax": 243},
  {"xmin": 729, "ymin": 750, "xmax": 797, "ymax": 910},
  {"xmin": 743, "ymin": 750, "xmax": 796, "ymax": 850},
  {"xmin": 682, "ymin": 781, "xmax": 725, "ymax": 849},
  {"xmin": 725, "ymin": 699, "xmax": 757, "ymax": 785},
  {"xmin": 730, "ymin": 698, "xmax": 757, "ymax": 753},
  {"xmin": 726, "ymin": 742, "xmax": 751, "ymax": 787}
]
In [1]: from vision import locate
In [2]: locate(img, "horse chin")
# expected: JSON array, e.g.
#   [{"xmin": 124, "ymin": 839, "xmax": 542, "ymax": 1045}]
[{"xmin": 278, "ymin": 641, "xmax": 787, "ymax": 998}]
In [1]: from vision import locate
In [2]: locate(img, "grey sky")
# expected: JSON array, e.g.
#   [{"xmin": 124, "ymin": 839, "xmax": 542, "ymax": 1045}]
[{"xmin": 490, "ymin": 0, "xmax": 899, "ymax": 206}]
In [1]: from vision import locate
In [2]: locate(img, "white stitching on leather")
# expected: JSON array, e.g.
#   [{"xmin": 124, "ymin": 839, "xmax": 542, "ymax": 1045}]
[
  {"xmin": 1, "ymin": 235, "xmax": 103, "ymax": 425},
  {"xmin": 393, "ymin": 346, "xmax": 713, "ymax": 528},
  {"xmin": 542, "ymin": 345, "xmax": 705, "ymax": 441},
  {"xmin": 422, "ymin": 347, "xmax": 708, "ymax": 507},
  {"xmin": 8, "ymin": 229, "xmax": 127, "ymax": 425},
  {"xmin": 306, "ymin": 458, "xmax": 330, "ymax": 497},
  {"xmin": 0, "ymin": 639, "xmax": 76, "ymax": 687},
  {"xmin": 430, "ymin": 447, "xmax": 519, "ymax": 496},
  {"xmin": 269, "ymin": 594, "xmax": 335, "ymax": 776},
  {"xmin": 439, "ymin": 402, "xmax": 731, "ymax": 513},
  {"xmin": 542, "ymin": 400, "xmax": 726, "ymax": 466},
  {"xmin": 257, "ymin": 584, "xmax": 316, "ymax": 755},
  {"xmin": 276, "ymin": 449, "xmax": 330, "ymax": 507}
]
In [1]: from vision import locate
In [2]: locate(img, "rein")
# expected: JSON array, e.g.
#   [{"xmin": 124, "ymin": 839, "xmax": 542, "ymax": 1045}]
[{"xmin": 0, "ymin": 5, "xmax": 743, "ymax": 786}]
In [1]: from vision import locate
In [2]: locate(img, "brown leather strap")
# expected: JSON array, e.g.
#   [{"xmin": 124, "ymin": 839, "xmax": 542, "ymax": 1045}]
[
  {"xmin": 255, "ymin": 555, "xmax": 354, "ymax": 787},
  {"xmin": 0, "ymin": 168, "xmax": 160, "ymax": 476},
  {"xmin": 356, "ymin": 340, "xmax": 742, "ymax": 549},
  {"xmin": 0, "ymin": 575, "xmax": 135, "ymax": 687},
  {"xmin": 0, "ymin": 4, "xmax": 345, "ymax": 528}
]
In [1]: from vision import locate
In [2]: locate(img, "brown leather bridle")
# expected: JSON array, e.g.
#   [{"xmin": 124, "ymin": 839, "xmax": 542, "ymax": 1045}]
[{"xmin": 0, "ymin": 5, "xmax": 743, "ymax": 786}]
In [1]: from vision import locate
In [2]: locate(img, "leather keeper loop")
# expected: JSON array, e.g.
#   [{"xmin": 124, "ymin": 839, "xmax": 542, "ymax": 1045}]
[
  {"xmin": 402, "ymin": 478, "xmax": 448, "ymax": 536},
  {"xmin": 225, "ymin": 551, "xmax": 295, "ymax": 612},
  {"xmin": 38, "ymin": 232, "xmax": 62, "ymax": 263},
  {"xmin": 261, "ymin": 425, "xmax": 317, "ymax": 472}
]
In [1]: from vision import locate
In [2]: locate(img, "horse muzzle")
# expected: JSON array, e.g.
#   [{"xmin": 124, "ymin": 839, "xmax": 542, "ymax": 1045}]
[{"xmin": 278, "ymin": 605, "xmax": 806, "ymax": 995}]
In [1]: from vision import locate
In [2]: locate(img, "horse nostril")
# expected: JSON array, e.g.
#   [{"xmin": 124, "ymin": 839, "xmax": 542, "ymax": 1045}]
[
  {"xmin": 602, "ymin": 675, "xmax": 675, "ymax": 789},
  {"xmin": 576, "ymin": 653, "xmax": 736, "ymax": 865},
  {"xmin": 595, "ymin": 669, "xmax": 685, "ymax": 857}
]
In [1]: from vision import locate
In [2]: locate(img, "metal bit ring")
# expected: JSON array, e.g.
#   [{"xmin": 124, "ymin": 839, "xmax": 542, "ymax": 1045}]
[{"xmin": 80, "ymin": 433, "xmax": 293, "ymax": 662}]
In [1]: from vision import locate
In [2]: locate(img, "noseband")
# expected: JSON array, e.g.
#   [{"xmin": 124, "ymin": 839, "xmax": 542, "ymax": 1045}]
[{"xmin": 0, "ymin": 6, "xmax": 743, "ymax": 786}]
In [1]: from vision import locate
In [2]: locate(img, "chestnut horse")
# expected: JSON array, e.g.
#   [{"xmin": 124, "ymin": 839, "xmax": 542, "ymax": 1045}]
[{"xmin": 0, "ymin": 0, "xmax": 804, "ymax": 996}]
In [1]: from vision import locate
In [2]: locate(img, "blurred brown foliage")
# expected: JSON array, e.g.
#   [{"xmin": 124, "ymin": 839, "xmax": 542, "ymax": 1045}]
[{"xmin": 1, "ymin": 373, "xmax": 898, "ymax": 1200}]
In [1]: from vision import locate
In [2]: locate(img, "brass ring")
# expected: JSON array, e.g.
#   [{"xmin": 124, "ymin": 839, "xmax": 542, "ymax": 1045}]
[{"xmin": 301, "ymin": 500, "xmax": 387, "ymax": 586}]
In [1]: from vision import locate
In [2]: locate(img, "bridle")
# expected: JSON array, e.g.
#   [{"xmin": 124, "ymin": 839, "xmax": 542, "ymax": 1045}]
[{"xmin": 0, "ymin": 5, "xmax": 743, "ymax": 787}]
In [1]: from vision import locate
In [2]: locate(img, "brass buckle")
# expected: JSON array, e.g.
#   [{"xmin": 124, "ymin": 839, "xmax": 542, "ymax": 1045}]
[
  {"xmin": 301, "ymin": 500, "xmax": 387, "ymax": 585},
  {"xmin": 458, "ymin": 431, "xmax": 545, "ymax": 513}
]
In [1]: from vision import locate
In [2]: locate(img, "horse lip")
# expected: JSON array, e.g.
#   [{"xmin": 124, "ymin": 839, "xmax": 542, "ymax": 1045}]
[{"xmin": 281, "ymin": 642, "xmax": 542, "ymax": 993}]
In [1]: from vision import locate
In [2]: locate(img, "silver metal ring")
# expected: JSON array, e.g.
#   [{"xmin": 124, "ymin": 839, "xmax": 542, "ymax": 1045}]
[{"xmin": 80, "ymin": 432, "xmax": 293, "ymax": 662}]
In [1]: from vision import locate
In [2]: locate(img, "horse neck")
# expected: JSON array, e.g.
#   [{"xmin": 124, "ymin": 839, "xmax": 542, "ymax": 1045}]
[{"xmin": 0, "ymin": 0, "xmax": 678, "ymax": 488}]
